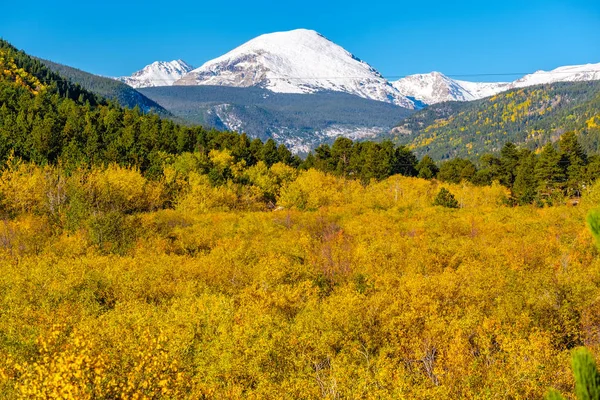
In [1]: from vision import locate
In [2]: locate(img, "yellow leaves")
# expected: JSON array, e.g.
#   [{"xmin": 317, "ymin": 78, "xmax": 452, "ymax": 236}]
[
  {"xmin": 1, "ymin": 161, "xmax": 600, "ymax": 398},
  {"xmin": 278, "ymin": 169, "xmax": 363, "ymax": 210},
  {"xmin": 86, "ymin": 164, "xmax": 164, "ymax": 212},
  {"xmin": 208, "ymin": 148, "xmax": 235, "ymax": 171},
  {"xmin": 0, "ymin": 157, "xmax": 49, "ymax": 214},
  {"xmin": 586, "ymin": 115, "xmax": 600, "ymax": 129},
  {"xmin": 176, "ymin": 172, "xmax": 241, "ymax": 213},
  {"xmin": 0, "ymin": 49, "xmax": 46, "ymax": 94},
  {"xmin": 2, "ymin": 326, "xmax": 188, "ymax": 399}
]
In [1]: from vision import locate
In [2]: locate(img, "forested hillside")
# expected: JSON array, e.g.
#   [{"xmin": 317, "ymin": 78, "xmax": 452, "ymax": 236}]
[
  {"xmin": 387, "ymin": 81, "xmax": 600, "ymax": 160},
  {"xmin": 0, "ymin": 39, "xmax": 309, "ymax": 173},
  {"xmin": 139, "ymin": 85, "xmax": 414, "ymax": 153},
  {"xmin": 38, "ymin": 58, "xmax": 170, "ymax": 115}
]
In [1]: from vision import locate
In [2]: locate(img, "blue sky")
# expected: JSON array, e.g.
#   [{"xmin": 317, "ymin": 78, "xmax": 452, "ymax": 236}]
[{"xmin": 2, "ymin": 0, "xmax": 599, "ymax": 82}]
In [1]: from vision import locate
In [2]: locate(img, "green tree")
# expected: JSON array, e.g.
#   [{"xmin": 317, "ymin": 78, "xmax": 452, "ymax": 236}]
[
  {"xmin": 433, "ymin": 187, "xmax": 459, "ymax": 208},
  {"xmin": 587, "ymin": 209, "xmax": 600, "ymax": 248},
  {"xmin": 438, "ymin": 158, "xmax": 476, "ymax": 184},
  {"xmin": 500, "ymin": 142, "xmax": 520, "ymax": 186},
  {"xmin": 416, "ymin": 155, "xmax": 439, "ymax": 179},
  {"xmin": 560, "ymin": 132, "xmax": 587, "ymax": 197},
  {"xmin": 535, "ymin": 143, "xmax": 564, "ymax": 199},
  {"xmin": 261, "ymin": 139, "xmax": 279, "ymax": 167},
  {"xmin": 546, "ymin": 348, "xmax": 600, "ymax": 400},
  {"xmin": 331, "ymin": 137, "xmax": 354, "ymax": 177},
  {"xmin": 511, "ymin": 152, "xmax": 538, "ymax": 205},
  {"xmin": 391, "ymin": 145, "xmax": 418, "ymax": 177}
]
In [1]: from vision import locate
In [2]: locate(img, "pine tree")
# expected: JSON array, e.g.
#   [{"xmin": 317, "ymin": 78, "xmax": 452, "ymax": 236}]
[
  {"xmin": 277, "ymin": 144, "xmax": 293, "ymax": 166},
  {"xmin": 546, "ymin": 348, "xmax": 600, "ymax": 400},
  {"xmin": 500, "ymin": 142, "xmax": 520, "ymax": 186},
  {"xmin": 535, "ymin": 143, "xmax": 564, "ymax": 197},
  {"xmin": 313, "ymin": 144, "xmax": 334, "ymax": 172},
  {"xmin": 433, "ymin": 187, "xmax": 459, "ymax": 208},
  {"xmin": 391, "ymin": 145, "xmax": 418, "ymax": 177},
  {"xmin": 512, "ymin": 152, "xmax": 538, "ymax": 205},
  {"xmin": 438, "ymin": 158, "xmax": 476, "ymax": 184},
  {"xmin": 559, "ymin": 132, "xmax": 587, "ymax": 197},
  {"xmin": 416, "ymin": 155, "xmax": 439, "ymax": 179},
  {"xmin": 331, "ymin": 137, "xmax": 354, "ymax": 177},
  {"xmin": 261, "ymin": 138, "xmax": 279, "ymax": 167}
]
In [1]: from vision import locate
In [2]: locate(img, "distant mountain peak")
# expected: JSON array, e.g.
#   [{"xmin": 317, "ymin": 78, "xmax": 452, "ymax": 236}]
[
  {"xmin": 392, "ymin": 72, "xmax": 485, "ymax": 104},
  {"xmin": 174, "ymin": 29, "xmax": 414, "ymax": 108},
  {"xmin": 117, "ymin": 60, "xmax": 194, "ymax": 88}
]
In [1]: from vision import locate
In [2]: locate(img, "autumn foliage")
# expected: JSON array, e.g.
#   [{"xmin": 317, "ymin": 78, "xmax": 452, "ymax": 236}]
[{"xmin": 0, "ymin": 156, "xmax": 598, "ymax": 399}]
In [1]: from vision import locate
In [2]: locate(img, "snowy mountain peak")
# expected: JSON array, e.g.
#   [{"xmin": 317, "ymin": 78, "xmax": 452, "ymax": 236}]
[
  {"xmin": 117, "ymin": 60, "xmax": 194, "ymax": 88},
  {"xmin": 392, "ymin": 72, "xmax": 480, "ymax": 104},
  {"xmin": 174, "ymin": 29, "xmax": 414, "ymax": 108}
]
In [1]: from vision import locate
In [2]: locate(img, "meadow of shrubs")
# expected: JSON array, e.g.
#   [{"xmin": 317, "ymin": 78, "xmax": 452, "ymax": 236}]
[{"xmin": 0, "ymin": 150, "xmax": 599, "ymax": 398}]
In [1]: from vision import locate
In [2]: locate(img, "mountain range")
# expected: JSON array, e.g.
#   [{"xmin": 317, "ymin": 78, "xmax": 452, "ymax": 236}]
[
  {"xmin": 39, "ymin": 58, "xmax": 170, "ymax": 115},
  {"xmin": 24, "ymin": 29, "xmax": 600, "ymax": 159},
  {"xmin": 116, "ymin": 29, "xmax": 414, "ymax": 108},
  {"xmin": 115, "ymin": 29, "xmax": 600, "ymax": 108},
  {"xmin": 137, "ymin": 85, "xmax": 412, "ymax": 153},
  {"xmin": 392, "ymin": 63, "xmax": 600, "ymax": 105}
]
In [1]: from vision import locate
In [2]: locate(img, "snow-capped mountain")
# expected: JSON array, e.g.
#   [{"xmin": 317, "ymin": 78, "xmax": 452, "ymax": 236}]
[
  {"xmin": 117, "ymin": 60, "xmax": 194, "ymax": 88},
  {"xmin": 392, "ymin": 72, "xmax": 509, "ymax": 105},
  {"xmin": 392, "ymin": 72, "xmax": 476, "ymax": 104},
  {"xmin": 393, "ymin": 62, "xmax": 600, "ymax": 105},
  {"xmin": 511, "ymin": 62, "xmax": 600, "ymax": 88},
  {"xmin": 174, "ymin": 29, "xmax": 414, "ymax": 108}
]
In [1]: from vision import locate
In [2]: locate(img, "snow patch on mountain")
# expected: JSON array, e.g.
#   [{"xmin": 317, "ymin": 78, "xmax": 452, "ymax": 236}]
[
  {"xmin": 117, "ymin": 60, "xmax": 194, "ymax": 88},
  {"xmin": 175, "ymin": 29, "xmax": 413, "ymax": 108}
]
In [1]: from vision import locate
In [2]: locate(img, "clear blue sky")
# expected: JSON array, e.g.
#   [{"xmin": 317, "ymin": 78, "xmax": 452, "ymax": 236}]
[{"xmin": 2, "ymin": 0, "xmax": 599, "ymax": 82}]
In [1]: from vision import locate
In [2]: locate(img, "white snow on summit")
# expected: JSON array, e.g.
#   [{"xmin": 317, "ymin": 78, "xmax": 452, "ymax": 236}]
[
  {"xmin": 117, "ymin": 60, "xmax": 194, "ymax": 88},
  {"xmin": 174, "ymin": 29, "xmax": 414, "ymax": 108}
]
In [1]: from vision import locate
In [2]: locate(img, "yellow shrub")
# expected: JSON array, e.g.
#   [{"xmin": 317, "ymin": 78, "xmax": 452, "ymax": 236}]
[
  {"xmin": 85, "ymin": 164, "xmax": 163, "ymax": 212},
  {"xmin": 0, "ymin": 160, "xmax": 48, "ymax": 215},
  {"xmin": 176, "ymin": 173, "xmax": 263, "ymax": 213},
  {"xmin": 4, "ymin": 326, "xmax": 188, "ymax": 399},
  {"xmin": 278, "ymin": 169, "xmax": 363, "ymax": 210}
]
